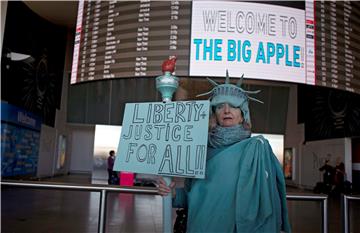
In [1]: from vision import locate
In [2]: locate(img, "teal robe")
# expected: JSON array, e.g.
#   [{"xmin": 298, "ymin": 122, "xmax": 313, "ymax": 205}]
[{"xmin": 173, "ymin": 135, "xmax": 291, "ymax": 233}]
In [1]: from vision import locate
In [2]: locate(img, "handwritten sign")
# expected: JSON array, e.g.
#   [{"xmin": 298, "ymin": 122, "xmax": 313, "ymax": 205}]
[{"xmin": 114, "ymin": 100, "xmax": 210, "ymax": 178}]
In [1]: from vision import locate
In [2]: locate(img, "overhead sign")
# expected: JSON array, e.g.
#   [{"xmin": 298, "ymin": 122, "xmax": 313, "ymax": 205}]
[
  {"xmin": 190, "ymin": 1, "xmax": 306, "ymax": 83},
  {"xmin": 1, "ymin": 101, "xmax": 42, "ymax": 131},
  {"xmin": 114, "ymin": 100, "xmax": 210, "ymax": 178}
]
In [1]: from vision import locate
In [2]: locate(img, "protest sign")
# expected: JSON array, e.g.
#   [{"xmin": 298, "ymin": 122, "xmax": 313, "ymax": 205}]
[{"xmin": 114, "ymin": 100, "xmax": 210, "ymax": 179}]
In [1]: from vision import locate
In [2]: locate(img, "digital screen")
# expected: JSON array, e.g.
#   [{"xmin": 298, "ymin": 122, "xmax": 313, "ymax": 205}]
[
  {"xmin": 71, "ymin": 0, "xmax": 191, "ymax": 83},
  {"xmin": 314, "ymin": 1, "xmax": 360, "ymax": 94},
  {"xmin": 70, "ymin": 0, "xmax": 360, "ymax": 95},
  {"xmin": 190, "ymin": 1, "xmax": 308, "ymax": 84}
]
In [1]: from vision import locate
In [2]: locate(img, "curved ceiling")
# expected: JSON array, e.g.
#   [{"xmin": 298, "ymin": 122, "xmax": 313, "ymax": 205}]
[{"xmin": 24, "ymin": 1, "xmax": 78, "ymax": 29}]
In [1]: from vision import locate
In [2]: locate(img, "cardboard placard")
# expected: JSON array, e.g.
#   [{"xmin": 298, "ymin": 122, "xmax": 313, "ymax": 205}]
[{"xmin": 114, "ymin": 100, "xmax": 210, "ymax": 178}]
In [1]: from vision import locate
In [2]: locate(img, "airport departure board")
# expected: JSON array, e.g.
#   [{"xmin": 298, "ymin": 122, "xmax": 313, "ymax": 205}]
[
  {"xmin": 71, "ymin": 0, "xmax": 360, "ymax": 95},
  {"xmin": 315, "ymin": 1, "xmax": 360, "ymax": 94},
  {"xmin": 71, "ymin": 0, "xmax": 191, "ymax": 83}
]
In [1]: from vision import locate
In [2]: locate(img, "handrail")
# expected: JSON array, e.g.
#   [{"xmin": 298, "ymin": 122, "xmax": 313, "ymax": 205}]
[
  {"xmin": 0, "ymin": 180, "xmax": 158, "ymax": 194},
  {"xmin": 2, "ymin": 180, "xmax": 328, "ymax": 233},
  {"xmin": 287, "ymin": 193, "xmax": 328, "ymax": 233},
  {"xmin": 342, "ymin": 194, "xmax": 360, "ymax": 233},
  {"xmin": 1, "ymin": 180, "xmax": 157, "ymax": 233}
]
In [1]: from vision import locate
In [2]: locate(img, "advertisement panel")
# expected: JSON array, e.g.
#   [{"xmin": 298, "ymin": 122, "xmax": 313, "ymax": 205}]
[
  {"xmin": 190, "ymin": 1, "xmax": 306, "ymax": 83},
  {"xmin": 1, "ymin": 102, "xmax": 42, "ymax": 177}
]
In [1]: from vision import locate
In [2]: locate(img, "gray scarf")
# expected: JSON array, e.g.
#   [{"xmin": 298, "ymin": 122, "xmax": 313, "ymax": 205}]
[{"xmin": 208, "ymin": 125, "xmax": 251, "ymax": 148}]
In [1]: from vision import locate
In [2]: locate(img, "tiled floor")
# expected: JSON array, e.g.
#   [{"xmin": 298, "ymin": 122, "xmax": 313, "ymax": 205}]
[{"xmin": 1, "ymin": 174, "xmax": 359, "ymax": 233}]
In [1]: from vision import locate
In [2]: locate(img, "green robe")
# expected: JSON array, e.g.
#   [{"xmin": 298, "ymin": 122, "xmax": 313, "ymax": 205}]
[{"xmin": 173, "ymin": 135, "xmax": 291, "ymax": 233}]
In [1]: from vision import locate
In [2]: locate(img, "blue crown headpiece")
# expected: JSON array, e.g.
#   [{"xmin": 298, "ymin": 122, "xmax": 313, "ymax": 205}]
[{"xmin": 197, "ymin": 70, "xmax": 263, "ymax": 127}]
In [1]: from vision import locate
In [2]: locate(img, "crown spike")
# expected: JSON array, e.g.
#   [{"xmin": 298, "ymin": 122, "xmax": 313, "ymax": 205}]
[
  {"xmin": 225, "ymin": 70, "xmax": 230, "ymax": 84},
  {"xmin": 196, "ymin": 70, "xmax": 263, "ymax": 128},
  {"xmin": 196, "ymin": 90, "xmax": 213, "ymax": 97},
  {"xmin": 241, "ymin": 89, "xmax": 261, "ymax": 94},
  {"xmin": 236, "ymin": 74, "xmax": 244, "ymax": 87},
  {"xmin": 248, "ymin": 96, "xmax": 264, "ymax": 104},
  {"xmin": 207, "ymin": 78, "xmax": 219, "ymax": 87}
]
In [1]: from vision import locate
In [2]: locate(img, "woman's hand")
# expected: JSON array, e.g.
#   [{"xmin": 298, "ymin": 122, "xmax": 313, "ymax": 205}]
[{"xmin": 157, "ymin": 177, "xmax": 176, "ymax": 198}]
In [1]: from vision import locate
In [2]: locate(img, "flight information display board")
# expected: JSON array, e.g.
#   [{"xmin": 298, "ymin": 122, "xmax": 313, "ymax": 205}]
[
  {"xmin": 315, "ymin": 1, "xmax": 360, "ymax": 94},
  {"xmin": 71, "ymin": 0, "xmax": 191, "ymax": 83},
  {"xmin": 70, "ymin": 0, "xmax": 360, "ymax": 95}
]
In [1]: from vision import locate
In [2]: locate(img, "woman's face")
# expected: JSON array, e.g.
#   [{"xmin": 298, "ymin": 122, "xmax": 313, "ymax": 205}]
[{"xmin": 215, "ymin": 103, "xmax": 244, "ymax": 127}]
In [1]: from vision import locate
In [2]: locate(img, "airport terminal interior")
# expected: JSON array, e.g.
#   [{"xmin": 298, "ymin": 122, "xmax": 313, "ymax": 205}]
[
  {"xmin": 1, "ymin": 1, "xmax": 360, "ymax": 233},
  {"xmin": 1, "ymin": 174, "xmax": 359, "ymax": 233}
]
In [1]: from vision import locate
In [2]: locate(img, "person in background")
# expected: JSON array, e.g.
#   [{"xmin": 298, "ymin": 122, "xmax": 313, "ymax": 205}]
[
  {"xmin": 333, "ymin": 158, "xmax": 345, "ymax": 195},
  {"xmin": 107, "ymin": 150, "xmax": 118, "ymax": 185},
  {"xmin": 319, "ymin": 159, "xmax": 334, "ymax": 194},
  {"xmin": 158, "ymin": 72, "xmax": 291, "ymax": 233}
]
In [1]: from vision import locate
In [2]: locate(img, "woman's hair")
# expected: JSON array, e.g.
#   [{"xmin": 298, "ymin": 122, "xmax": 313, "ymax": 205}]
[{"xmin": 209, "ymin": 113, "xmax": 217, "ymax": 131}]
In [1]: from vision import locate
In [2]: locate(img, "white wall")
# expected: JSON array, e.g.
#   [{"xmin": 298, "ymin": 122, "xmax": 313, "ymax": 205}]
[
  {"xmin": 69, "ymin": 125, "xmax": 95, "ymax": 173},
  {"xmin": 344, "ymin": 138, "xmax": 352, "ymax": 182},
  {"xmin": 37, "ymin": 125, "xmax": 56, "ymax": 177},
  {"xmin": 52, "ymin": 30, "xmax": 74, "ymax": 175},
  {"xmin": 301, "ymin": 138, "xmax": 346, "ymax": 188},
  {"xmin": 35, "ymin": 29, "xmax": 74, "ymax": 178},
  {"xmin": 284, "ymin": 84, "xmax": 305, "ymax": 186}
]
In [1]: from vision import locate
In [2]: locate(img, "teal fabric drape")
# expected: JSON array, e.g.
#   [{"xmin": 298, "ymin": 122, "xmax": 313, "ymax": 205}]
[{"xmin": 173, "ymin": 135, "xmax": 291, "ymax": 233}]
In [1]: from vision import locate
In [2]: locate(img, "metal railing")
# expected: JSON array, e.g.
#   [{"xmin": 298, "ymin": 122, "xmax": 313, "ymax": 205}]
[
  {"xmin": 2, "ymin": 180, "xmax": 329, "ymax": 233},
  {"xmin": 1, "ymin": 180, "xmax": 157, "ymax": 233},
  {"xmin": 342, "ymin": 194, "xmax": 360, "ymax": 233},
  {"xmin": 287, "ymin": 194, "xmax": 328, "ymax": 233}
]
